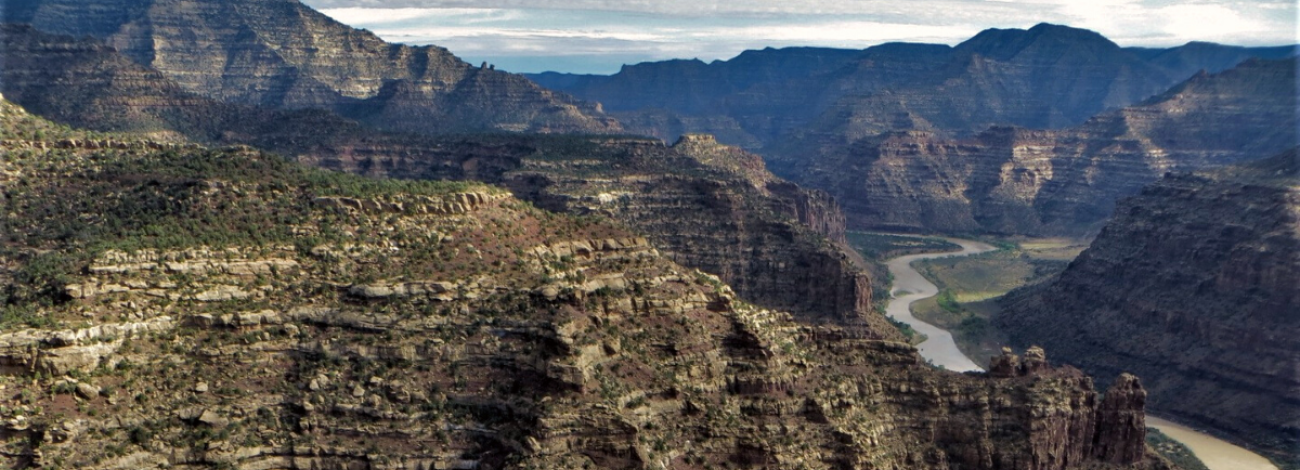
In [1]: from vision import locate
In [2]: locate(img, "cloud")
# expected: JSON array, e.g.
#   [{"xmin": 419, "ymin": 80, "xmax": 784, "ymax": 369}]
[
  {"xmin": 304, "ymin": 1, "xmax": 1297, "ymax": 73},
  {"xmin": 1160, "ymin": 4, "xmax": 1263, "ymax": 42}
]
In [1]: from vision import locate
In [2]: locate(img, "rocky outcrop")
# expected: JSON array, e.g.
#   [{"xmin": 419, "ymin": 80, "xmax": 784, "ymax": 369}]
[
  {"xmin": 999, "ymin": 150, "xmax": 1300, "ymax": 465},
  {"xmin": 3, "ymin": 0, "xmax": 620, "ymax": 135},
  {"xmin": 505, "ymin": 135, "xmax": 872, "ymax": 328},
  {"xmin": 0, "ymin": 102, "xmax": 1168, "ymax": 469},
  {"xmin": 985, "ymin": 348, "xmax": 1152, "ymax": 468},
  {"xmin": 1095, "ymin": 375, "xmax": 1148, "ymax": 465}
]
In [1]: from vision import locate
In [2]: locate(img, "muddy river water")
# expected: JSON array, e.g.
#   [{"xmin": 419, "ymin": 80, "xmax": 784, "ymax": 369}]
[{"xmin": 882, "ymin": 235, "xmax": 1278, "ymax": 470}]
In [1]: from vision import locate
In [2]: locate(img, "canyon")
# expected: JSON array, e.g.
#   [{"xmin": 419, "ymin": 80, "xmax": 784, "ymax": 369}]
[
  {"xmin": 534, "ymin": 25, "xmax": 1296, "ymax": 236},
  {"xmin": 774, "ymin": 57, "xmax": 1297, "ymax": 234},
  {"xmin": 999, "ymin": 151, "xmax": 1300, "ymax": 467},
  {"xmin": 0, "ymin": 97, "xmax": 1171, "ymax": 469},
  {"xmin": 0, "ymin": 0, "xmax": 1293, "ymax": 468}
]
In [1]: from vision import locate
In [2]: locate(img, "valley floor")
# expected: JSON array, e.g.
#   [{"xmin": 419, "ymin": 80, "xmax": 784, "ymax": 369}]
[
  {"xmin": 910, "ymin": 236, "xmax": 1086, "ymax": 365},
  {"xmin": 850, "ymin": 233, "xmax": 1280, "ymax": 470}
]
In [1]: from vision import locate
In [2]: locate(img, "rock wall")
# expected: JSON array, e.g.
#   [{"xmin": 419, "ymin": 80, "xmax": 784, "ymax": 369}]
[
  {"xmin": 302, "ymin": 132, "xmax": 878, "ymax": 330},
  {"xmin": 4, "ymin": 0, "xmax": 620, "ymax": 134},
  {"xmin": 999, "ymin": 150, "xmax": 1300, "ymax": 465}
]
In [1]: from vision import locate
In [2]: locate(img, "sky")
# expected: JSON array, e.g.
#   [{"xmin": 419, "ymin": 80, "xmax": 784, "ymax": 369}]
[{"xmin": 300, "ymin": 0, "xmax": 1299, "ymax": 74}]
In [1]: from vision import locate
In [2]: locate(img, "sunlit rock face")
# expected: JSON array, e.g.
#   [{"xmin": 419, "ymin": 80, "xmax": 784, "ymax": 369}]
[{"xmin": 3, "ymin": 0, "xmax": 621, "ymax": 135}]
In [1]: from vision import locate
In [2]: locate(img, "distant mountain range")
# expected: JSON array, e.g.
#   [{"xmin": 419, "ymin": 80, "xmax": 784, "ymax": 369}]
[
  {"xmin": 774, "ymin": 57, "xmax": 1297, "ymax": 235},
  {"xmin": 531, "ymin": 23, "xmax": 1294, "ymax": 149},
  {"xmin": 532, "ymin": 24, "xmax": 1297, "ymax": 235}
]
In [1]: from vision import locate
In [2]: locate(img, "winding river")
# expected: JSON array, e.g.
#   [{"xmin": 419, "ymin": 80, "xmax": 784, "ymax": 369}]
[
  {"xmin": 882, "ymin": 235, "xmax": 1279, "ymax": 470},
  {"xmin": 884, "ymin": 237, "xmax": 996, "ymax": 372}
]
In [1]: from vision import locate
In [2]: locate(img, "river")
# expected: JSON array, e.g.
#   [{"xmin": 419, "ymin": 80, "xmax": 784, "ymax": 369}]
[
  {"xmin": 881, "ymin": 235, "xmax": 1279, "ymax": 470},
  {"xmin": 884, "ymin": 236, "xmax": 995, "ymax": 372}
]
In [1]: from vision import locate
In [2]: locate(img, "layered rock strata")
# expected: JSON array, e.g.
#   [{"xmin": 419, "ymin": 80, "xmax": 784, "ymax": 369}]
[
  {"xmin": 999, "ymin": 150, "xmax": 1300, "ymax": 465},
  {"xmin": 3, "ymin": 0, "xmax": 620, "ymax": 134},
  {"xmin": 0, "ymin": 100, "xmax": 1169, "ymax": 469},
  {"xmin": 0, "ymin": 25, "xmax": 871, "ymax": 329},
  {"xmin": 301, "ymin": 132, "xmax": 874, "ymax": 329}
]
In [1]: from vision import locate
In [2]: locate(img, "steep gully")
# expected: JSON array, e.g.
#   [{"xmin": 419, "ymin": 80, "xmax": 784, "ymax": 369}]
[{"xmin": 880, "ymin": 235, "xmax": 1279, "ymax": 470}]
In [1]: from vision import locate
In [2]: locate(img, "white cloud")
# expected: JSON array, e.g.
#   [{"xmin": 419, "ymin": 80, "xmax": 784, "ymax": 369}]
[
  {"xmin": 304, "ymin": 1, "xmax": 1298, "ymax": 73},
  {"xmin": 1161, "ymin": 4, "xmax": 1260, "ymax": 42}
]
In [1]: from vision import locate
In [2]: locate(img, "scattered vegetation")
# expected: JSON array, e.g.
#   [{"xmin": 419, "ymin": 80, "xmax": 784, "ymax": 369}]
[
  {"xmin": 0, "ymin": 103, "xmax": 520, "ymax": 328},
  {"xmin": 1146, "ymin": 427, "xmax": 1211, "ymax": 470},
  {"xmin": 909, "ymin": 237, "xmax": 1087, "ymax": 363},
  {"xmin": 887, "ymin": 317, "xmax": 927, "ymax": 345},
  {"xmin": 846, "ymin": 232, "xmax": 960, "ymax": 260}
]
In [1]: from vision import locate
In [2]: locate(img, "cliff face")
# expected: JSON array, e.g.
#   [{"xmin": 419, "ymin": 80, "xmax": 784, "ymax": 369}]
[
  {"xmin": 2, "ymin": 0, "xmax": 620, "ymax": 134},
  {"xmin": 778, "ymin": 58, "xmax": 1298, "ymax": 235},
  {"xmin": 298, "ymin": 132, "xmax": 874, "ymax": 330},
  {"xmin": 998, "ymin": 150, "xmax": 1300, "ymax": 465},
  {"xmin": 0, "ymin": 24, "xmax": 259, "ymax": 138},
  {"xmin": 0, "ymin": 99, "xmax": 1167, "ymax": 470}
]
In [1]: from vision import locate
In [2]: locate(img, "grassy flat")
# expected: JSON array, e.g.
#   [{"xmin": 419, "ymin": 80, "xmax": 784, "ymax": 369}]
[{"xmin": 909, "ymin": 237, "xmax": 1088, "ymax": 366}]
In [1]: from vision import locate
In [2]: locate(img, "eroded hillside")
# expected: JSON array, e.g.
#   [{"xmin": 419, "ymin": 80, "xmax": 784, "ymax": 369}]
[
  {"xmin": 0, "ymin": 100, "xmax": 1175, "ymax": 469},
  {"xmin": 0, "ymin": 25, "xmax": 874, "ymax": 333}
]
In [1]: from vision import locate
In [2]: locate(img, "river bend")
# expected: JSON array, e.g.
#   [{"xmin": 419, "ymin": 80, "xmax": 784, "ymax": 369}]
[{"xmin": 880, "ymin": 235, "xmax": 1278, "ymax": 470}]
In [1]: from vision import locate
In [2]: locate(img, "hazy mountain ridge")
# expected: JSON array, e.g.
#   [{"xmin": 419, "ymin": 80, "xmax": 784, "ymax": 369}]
[
  {"xmin": 531, "ymin": 23, "xmax": 1294, "ymax": 152},
  {"xmin": 770, "ymin": 57, "xmax": 1298, "ymax": 235}
]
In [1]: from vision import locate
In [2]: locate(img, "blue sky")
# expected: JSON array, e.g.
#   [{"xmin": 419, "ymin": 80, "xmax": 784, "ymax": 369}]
[{"xmin": 301, "ymin": 1, "xmax": 1298, "ymax": 74}]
